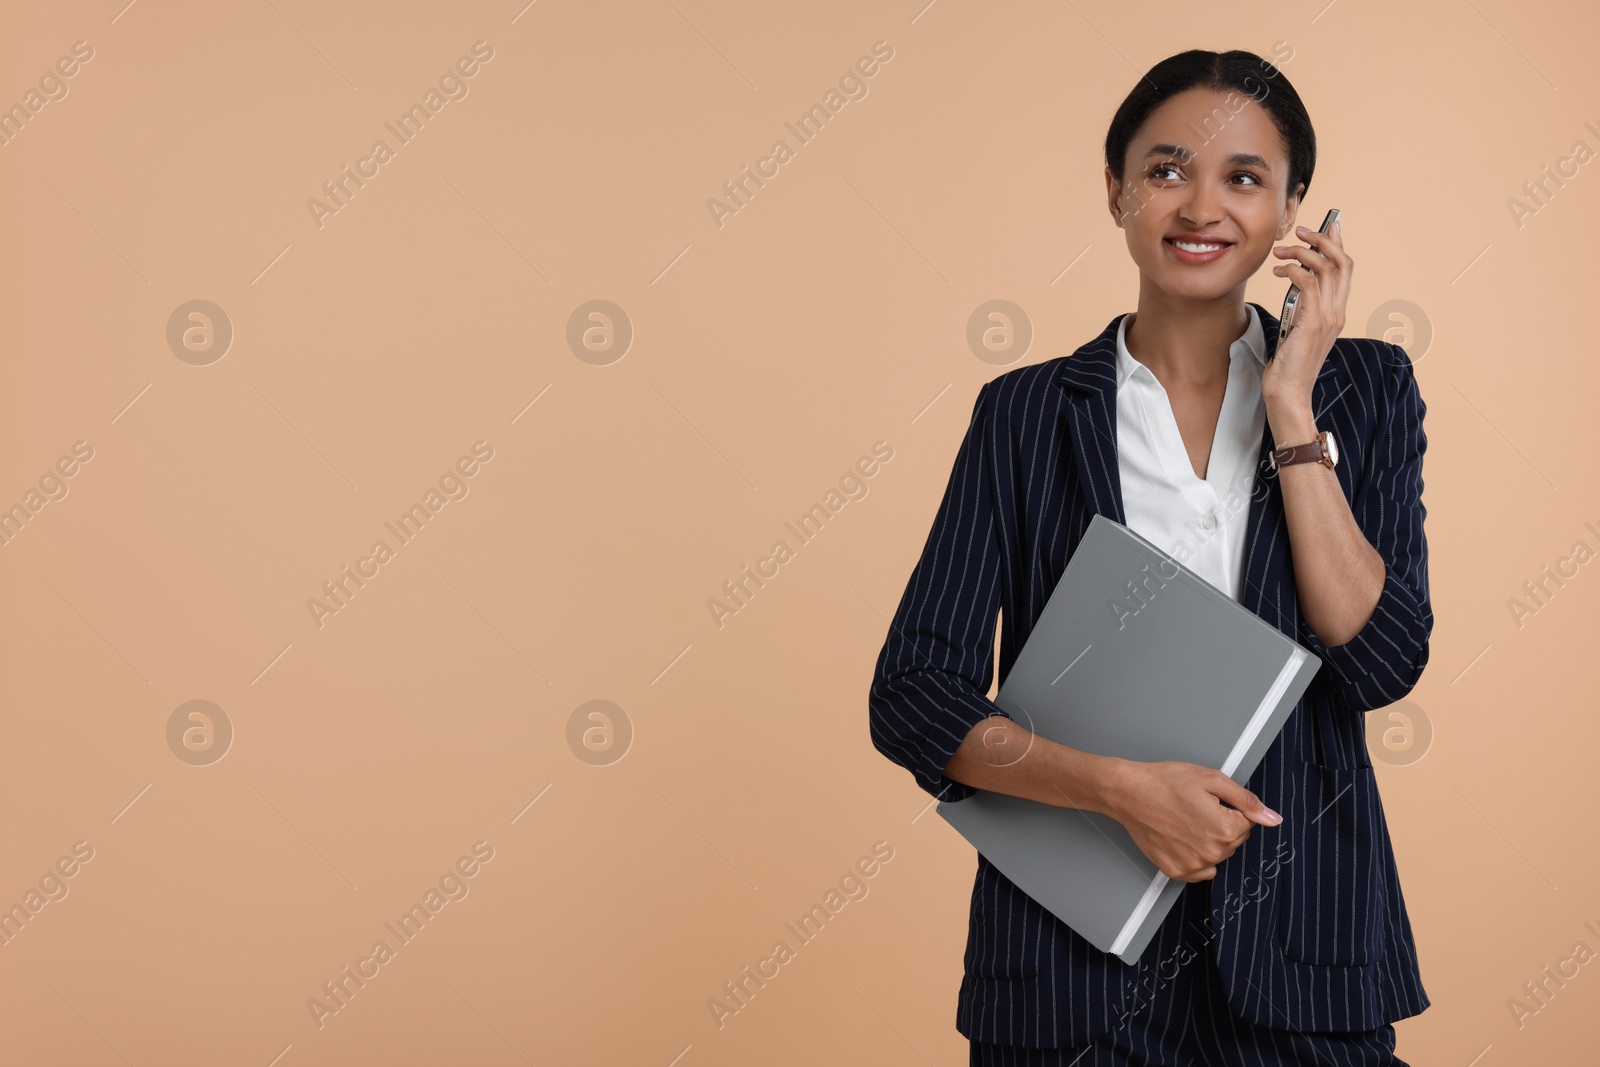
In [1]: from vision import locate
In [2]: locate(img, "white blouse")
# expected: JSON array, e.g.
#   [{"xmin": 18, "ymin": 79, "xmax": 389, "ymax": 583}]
[{"xmin": 1114, "ymin": 304, "xmax": 1268, "ymax": 603}]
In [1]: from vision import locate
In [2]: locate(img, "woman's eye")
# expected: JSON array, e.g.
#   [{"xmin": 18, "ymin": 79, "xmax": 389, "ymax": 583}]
[{"xmin": 1147, "ymin": 164, "xmax": 1264, "ymax": 186}]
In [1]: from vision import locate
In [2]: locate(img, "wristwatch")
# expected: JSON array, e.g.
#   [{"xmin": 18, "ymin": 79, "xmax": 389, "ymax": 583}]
[{"xmin": 1268, "ymin": 430, "xmax": 1339, "ymax": 470}]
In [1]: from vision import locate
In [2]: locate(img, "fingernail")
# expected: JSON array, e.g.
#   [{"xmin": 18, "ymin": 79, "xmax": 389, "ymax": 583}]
[
  {"xmin": 1295, "ymin": 225, "xmax": 1309, "ymax": 234},
  {"xmin": 1263, "ymin": 807, "xmax": 1283, "ymax": 824},
  {"xmin": 1335, "ymin": 219, "xmax": 1342, "ymax": 235}
]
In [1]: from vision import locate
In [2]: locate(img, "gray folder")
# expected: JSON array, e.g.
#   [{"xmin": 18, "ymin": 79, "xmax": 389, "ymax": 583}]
[{"xmin": 937, "ymin": 513, "xmax": 1321, "ymax": 964}]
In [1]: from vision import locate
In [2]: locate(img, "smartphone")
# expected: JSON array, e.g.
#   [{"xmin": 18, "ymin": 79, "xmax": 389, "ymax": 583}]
[{"xmin": 1275, "ymin": 208, "xmax": 1340, "ymax": 349}]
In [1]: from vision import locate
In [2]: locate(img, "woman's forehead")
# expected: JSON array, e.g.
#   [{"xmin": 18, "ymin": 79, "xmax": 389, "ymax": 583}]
[{"xmin": 1133, "ymin": 95, "xmax": 1286, "ymax": 164}]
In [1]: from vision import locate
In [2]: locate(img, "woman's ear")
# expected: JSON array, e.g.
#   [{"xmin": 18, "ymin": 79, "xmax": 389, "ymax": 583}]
[
  {"xmin": 1277, "ymin": 183, "xmax": 1307, "ymax": 239},
  {"xmin": 1104, "ymin": 166, "xmax": 1125, "ymax": 227}
]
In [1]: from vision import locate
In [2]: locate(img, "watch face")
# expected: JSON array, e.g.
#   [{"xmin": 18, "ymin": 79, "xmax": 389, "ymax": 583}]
[{"xmin": 1325, "ymin": 432, "xmax": 1339, "ymax": 466}]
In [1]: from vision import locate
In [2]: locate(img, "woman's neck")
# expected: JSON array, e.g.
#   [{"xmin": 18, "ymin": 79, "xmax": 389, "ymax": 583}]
[{"xmin": 1123, "ymin": 296, "xmax": 1252, "ymax": 389}]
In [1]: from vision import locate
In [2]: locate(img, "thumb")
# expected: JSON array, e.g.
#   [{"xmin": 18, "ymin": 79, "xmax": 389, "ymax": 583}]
[{"xmin": 1211, "ymin": 775, "xmax": 1282, "ymax": 826}]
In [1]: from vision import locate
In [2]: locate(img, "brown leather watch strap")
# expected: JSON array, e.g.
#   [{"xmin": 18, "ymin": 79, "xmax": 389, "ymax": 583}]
[{"xmin": 1269, "ymin": 439, "xmax": 1326, "ymax": 470}]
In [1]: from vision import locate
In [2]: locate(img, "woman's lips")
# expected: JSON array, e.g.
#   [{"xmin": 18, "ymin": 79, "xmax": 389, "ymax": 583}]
[{"xmin": 1163, "ymin": 238, "xmax": 1233, "ymax": 264}]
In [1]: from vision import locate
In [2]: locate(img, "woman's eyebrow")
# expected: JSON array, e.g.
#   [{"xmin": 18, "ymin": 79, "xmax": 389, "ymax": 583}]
[{"xmin": 1142, "ymin": 143, "xmax": 1273, "ymax": 171}]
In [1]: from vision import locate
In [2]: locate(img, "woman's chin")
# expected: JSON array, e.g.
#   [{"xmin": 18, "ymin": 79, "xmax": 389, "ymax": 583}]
[{"xmin": 1144, "ymin": 274, "xmax": 1244, "ymax": 301}]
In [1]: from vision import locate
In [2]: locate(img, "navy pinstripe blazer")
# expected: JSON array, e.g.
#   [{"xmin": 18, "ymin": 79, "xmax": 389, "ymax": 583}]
[{"xmin": 868, "ymin": 302, "xmax": 1431, "ymax": 1046}]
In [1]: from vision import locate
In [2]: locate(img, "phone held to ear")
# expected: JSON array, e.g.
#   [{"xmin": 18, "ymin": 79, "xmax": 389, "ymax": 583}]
[{"xmin": 1274, "ymin": 208, "xmax": 1340, "ymax": 354}]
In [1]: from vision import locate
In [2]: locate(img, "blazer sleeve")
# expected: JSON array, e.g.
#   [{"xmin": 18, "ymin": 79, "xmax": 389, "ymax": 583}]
[
  {"xmin": 868, "ymin": 381, "xmax": 1012, "ymax": 803},
  {"xmin": 1297, "ymin": 342, "xmax": 1432, "ymax": 713}
]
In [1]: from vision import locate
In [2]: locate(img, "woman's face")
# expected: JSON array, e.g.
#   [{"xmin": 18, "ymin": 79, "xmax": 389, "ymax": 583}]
[{"xmin": 1106, "ymin": 86, "xmax": 1304, "ymax": 301}]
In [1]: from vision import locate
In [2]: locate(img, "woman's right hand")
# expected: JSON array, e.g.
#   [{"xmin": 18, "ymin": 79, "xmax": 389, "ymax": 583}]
[{"xmin": 1102, "ymin": 759, "xmax": 1282, "ymax": 883}]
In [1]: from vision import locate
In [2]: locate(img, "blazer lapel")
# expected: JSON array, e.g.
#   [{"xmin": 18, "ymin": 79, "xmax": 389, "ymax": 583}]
[
  {"xmin": 1241, "ymin": 302, "xmax": 1293, "ymax": 633},
  {"xmin": 1054, "ymin": 314, "xmax": 1127, "ymax": 527}
]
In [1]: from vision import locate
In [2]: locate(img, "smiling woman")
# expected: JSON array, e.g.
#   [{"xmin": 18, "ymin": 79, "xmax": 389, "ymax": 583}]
[{"xmin": 868, "ymin": 46, "xmax": 1434, "ymax": 1067}]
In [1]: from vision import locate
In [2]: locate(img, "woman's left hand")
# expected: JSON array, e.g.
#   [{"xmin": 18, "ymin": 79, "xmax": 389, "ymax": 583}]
[{"xmin": 1264, "ymin": 218, "xmax": 1351, "ymax": 408}]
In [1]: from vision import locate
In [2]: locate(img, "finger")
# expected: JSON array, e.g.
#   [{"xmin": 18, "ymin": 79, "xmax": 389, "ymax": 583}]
[
  {"xmin": 1272, "ymin": 244, "xmax": 1340, "ymax": 277},
  {"xmin": 1219, "ymin": 805, "xmax": 1253, "ymax": 836},
  {"xmin": 1271, "ymin": 260, "xmax": 1318, "ymax": 283},
  {"xmin": 1293, "ymin": 224, "xmax": 1349, "ymax": 265},
  {"xmin": 1272, "ymin": 261, "xmax": 1324, "ymax": 303},
  {"xmin": 1207, "ymin": 773, "xmax": 1254, "ymax": 809},
  {"xmin": 1274, "ymin": 260, "xmax": 1332, "ymax": 330},
  {"xmin": 1209, "ymin": 776, "xmax": 1282, "ymax": 826},
  {"xmin": 1186, "ymin": 866, "xmax": 1218, "ymax": 883}
]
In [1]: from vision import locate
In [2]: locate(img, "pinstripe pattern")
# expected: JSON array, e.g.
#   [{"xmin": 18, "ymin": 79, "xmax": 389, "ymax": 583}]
[
  {"xmin": 967, "ymin": 880, "xmax": 1409, "ymax": 1065},
  {"xmin": 868, "ymin": 302, "xmax": 1431, "ymax": 1048}
]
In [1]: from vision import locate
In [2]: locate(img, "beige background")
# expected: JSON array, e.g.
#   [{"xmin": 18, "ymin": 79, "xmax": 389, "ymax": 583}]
[{"xmin": 1, "ymin": 0, "xmax": 1596, "ymax": 1063}]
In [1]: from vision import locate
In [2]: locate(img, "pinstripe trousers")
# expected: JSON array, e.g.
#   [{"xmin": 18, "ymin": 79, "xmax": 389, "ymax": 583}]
[{"xmin": 969, "ymin": 878, "xmax": 1408, "ymax": 1066}]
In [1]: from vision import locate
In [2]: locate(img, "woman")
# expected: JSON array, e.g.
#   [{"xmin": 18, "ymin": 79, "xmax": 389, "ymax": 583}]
[{"xmin": 868, "ymin": 49, "xmax": 1431, "ymax": 1065}]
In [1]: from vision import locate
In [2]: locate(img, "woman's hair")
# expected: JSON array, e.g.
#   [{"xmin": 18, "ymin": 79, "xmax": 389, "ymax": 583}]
[{"xmin": 1103, "ymin": 49, "xmax": 1316, "ymax": 204}]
